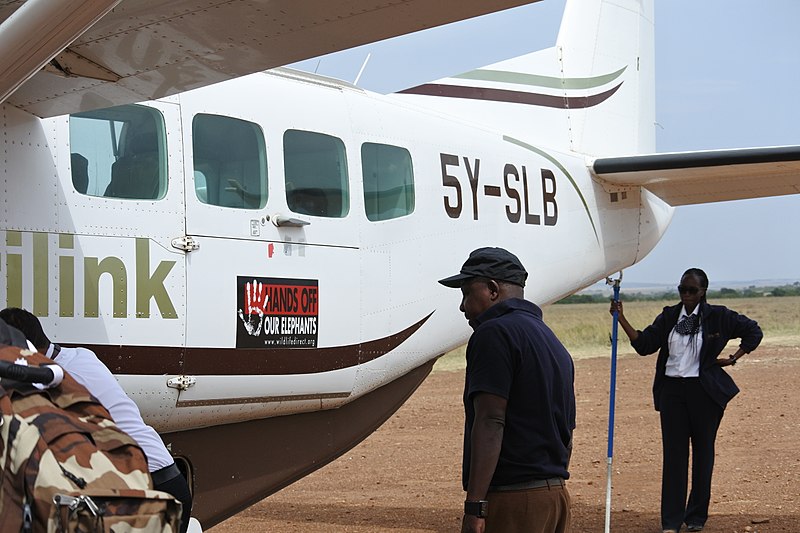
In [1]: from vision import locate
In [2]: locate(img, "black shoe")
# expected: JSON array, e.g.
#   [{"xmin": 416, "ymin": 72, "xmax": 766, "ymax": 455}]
[{"xmin": 686, "ymin": 525, "xmax": 704, "ymax": 532}]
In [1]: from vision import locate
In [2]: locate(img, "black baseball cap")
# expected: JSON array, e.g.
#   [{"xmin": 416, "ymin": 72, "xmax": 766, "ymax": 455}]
[{"xmin": 438, "ymin": 247, "xmax": 528, "ymax": 288}]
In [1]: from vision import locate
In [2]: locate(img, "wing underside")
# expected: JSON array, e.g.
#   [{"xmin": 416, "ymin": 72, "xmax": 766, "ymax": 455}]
[
  {"xmin": 0, "ymin": 0, "xmax": 540, "ymax": 118},
  {"xmin": 592, "ymin": 146, "xmax": 800, "ymax": 206}
]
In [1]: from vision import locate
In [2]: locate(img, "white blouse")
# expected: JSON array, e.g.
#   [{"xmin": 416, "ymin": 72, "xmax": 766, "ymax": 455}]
[{"xmin": 665, "ymin": 306, "xmax": 703, "ymax": 377}]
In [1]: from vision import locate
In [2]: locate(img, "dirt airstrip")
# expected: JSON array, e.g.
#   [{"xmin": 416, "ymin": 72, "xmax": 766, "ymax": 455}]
[{"xmin": 211, "ymin": 345, "xmax": 800, "ymax": 532}]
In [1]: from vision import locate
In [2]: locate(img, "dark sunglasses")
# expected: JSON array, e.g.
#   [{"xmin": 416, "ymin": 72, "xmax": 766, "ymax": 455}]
[{"xmin": 677, "ymin": 285, "xmax": 703, "ymax": 295}]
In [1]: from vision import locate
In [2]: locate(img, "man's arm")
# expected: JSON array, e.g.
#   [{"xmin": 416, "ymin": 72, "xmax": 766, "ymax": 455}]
[{"xmin": 462, "ymin": 392, "xmax": 507, "ymax": 533}]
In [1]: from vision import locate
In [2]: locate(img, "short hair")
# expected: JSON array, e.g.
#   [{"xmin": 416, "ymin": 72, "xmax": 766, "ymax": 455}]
[
  {"xmin": 497, "ymin": 279, "xmax": 525, "ymax": 297},
  {"xmin": 0, "ymin": 308, "xmax": 49, "ymax": 351},
  {"xmin": 464, "ymin": 277, "xmax": 525, "ymax": 298}
]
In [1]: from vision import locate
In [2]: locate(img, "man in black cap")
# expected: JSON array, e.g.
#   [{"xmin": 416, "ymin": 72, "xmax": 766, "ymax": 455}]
[{"xmin": 439, "ymin": 247, "xmax": 576, "ymax": 533}]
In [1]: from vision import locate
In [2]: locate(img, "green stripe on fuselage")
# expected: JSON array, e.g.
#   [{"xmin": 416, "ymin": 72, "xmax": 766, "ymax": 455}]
[{"xmin": 454, "ymin": 66, "xmax": 626, "ymax": 91}]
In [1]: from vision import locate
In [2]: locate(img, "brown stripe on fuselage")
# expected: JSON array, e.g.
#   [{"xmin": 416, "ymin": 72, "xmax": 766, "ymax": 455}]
[
  {"xmin": 176, "ymin": 391, "xmax": 351, "ymax": 408},
  {"xmin": 398, "ymin": 82, "xmax": 622, "ymax": 109},
  {"xmin": 85, "ymin": 312, "xmax": 434, "ymax": 376}
]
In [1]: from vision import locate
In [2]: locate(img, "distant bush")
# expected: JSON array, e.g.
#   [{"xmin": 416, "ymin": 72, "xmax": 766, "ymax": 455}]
[
  {"xmin": 542, "ymin": 295, "xmax": 800, "ymax": 357},
  {"xmin": 556, "ymin": 283, "xmax": 800, "ymax": 304}
]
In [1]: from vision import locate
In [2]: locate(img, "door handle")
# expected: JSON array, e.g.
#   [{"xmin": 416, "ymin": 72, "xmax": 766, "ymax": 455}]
[{"xmin": 272, "ymin": 214, "xmax": 310, "ymax": 227}]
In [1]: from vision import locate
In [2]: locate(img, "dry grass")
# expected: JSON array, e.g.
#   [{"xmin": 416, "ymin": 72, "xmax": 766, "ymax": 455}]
[{"xmin": 434, "ymin": 296, "xmax": 800, "ymax": 371}]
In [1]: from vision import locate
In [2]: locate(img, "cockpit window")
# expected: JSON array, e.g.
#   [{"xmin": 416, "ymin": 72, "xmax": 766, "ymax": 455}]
[
  {"xmin": 283, "ymin": 130, "xmax": 349, "ymax": 218},
  {"xmin": 192, "ymin": 114, "xmax": 268, "ymax": 209},
  {"xmin": 69, "ymin": 105, "xmax": 166, "ymax": 200},
  {"xmin": 361, "ymin": 143, "xmax": 415, "ymax": 221}
]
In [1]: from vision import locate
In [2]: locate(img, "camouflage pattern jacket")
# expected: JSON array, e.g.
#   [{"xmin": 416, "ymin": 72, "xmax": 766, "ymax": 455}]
[{"xmin": 0, "ymin": 345, "xmax": 181, "ymax": 532}]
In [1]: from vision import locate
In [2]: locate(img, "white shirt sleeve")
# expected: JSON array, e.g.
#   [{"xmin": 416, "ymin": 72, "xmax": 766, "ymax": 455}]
[{"xmin": 52, "ymin": 345, "xmax": 175, "ymax": 472}]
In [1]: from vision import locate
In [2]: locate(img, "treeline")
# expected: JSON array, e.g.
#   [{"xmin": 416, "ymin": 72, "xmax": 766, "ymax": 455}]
[{"xmin": 557, "ymin": 282, "xmax": 800, "ymax": 304}]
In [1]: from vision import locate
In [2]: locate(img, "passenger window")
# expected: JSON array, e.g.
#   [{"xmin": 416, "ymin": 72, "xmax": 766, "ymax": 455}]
[
  {"xmin": 192, "ymin": 114, "xmax": 268, "ymax": 209},
  {"xmin": 69, "ymin": 105, "xmax": 166, "ymax": 200},
  {"xmin": 361, "ymin": 143, "xmax": 415, "ymax": 221},
  {"xmin": 284, "ymin": 130, "xmax": 349, "ymax": 218}
]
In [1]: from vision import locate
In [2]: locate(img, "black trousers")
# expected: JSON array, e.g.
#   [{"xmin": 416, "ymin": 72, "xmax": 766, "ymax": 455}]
[
  {"xmin": 658, "ymin": 377, "xmax": 724, "ymax": 530},
  {"xmin": 152, "ymin": 463, "xmax": 193, "ymax": 533}
]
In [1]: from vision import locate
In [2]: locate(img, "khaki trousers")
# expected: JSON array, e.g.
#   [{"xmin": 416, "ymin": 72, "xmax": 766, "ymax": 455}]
[{"xmin": 485, "ymin": 483, "xmax": 571, "ymax": 533}]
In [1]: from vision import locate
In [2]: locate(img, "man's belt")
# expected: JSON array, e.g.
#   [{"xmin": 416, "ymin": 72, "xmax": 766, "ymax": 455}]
[
  {"xmin": 151, "ymin": 463, "xmax": 181, "ymax": 486},
  {"xmin": 489, "ymin": 477, "xmax": 565, "ymax": 492}
]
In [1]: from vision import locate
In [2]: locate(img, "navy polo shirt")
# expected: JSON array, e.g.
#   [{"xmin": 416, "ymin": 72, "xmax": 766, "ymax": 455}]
[{"xmin": 463, "ymin": 298, "xmax": 576, "ymax": 490}]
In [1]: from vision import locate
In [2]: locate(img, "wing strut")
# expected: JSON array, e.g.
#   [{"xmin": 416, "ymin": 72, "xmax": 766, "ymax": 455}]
[{"xmin": 0, "ymin": 0, "xmax": 122, "ymax": 105}]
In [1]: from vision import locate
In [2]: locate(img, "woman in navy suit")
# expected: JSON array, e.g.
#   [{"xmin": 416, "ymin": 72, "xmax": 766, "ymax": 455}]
[{"xmin": 610, "ymin": 268, "xmax": 762, "ymax": 533}]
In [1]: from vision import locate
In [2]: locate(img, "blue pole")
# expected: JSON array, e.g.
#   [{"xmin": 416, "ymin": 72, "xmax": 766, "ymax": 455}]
[
  {"xmin": 608, "ymin": 280, "xmax": 620, "ymax": 458},
  {"xmin": 604, "ymin": 278, "xmax": 621, "ymax": 533}
]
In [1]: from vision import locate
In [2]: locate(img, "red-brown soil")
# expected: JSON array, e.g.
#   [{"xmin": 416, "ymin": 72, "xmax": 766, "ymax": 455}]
[{"xmin": 211, "ymin": 345, "xmax": 800, "ymax": 532}]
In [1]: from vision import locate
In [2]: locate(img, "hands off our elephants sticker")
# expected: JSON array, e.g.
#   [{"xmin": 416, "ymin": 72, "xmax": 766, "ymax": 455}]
[{"xmin": 236, "ymin": 276, "xmax": 319, "ymax": 348}]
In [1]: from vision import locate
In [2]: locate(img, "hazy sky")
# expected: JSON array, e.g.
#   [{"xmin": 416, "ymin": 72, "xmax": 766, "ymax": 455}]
[{"xmin": 292, "ymin": 0, "xmax": 800, "ymax": 284}]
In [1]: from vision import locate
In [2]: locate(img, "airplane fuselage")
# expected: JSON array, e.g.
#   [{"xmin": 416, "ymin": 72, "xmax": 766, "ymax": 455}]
[{"xmin": 0, "ymin": 66, "xmax": 671, "ymax": 525}]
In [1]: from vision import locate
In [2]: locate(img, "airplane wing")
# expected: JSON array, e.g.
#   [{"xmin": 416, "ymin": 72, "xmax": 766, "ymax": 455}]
[
  {"xmin": 591, "ymin": 146, "xmax": 800, "ymax": 206},
  {"xmin": 0, "ymin": 0, "xmax": 540, "ymax": 118}
]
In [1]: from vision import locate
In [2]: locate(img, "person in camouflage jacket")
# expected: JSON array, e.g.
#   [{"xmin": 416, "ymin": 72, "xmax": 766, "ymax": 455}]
[{"xmin": 0, "ymin": 334, "xmax": 181, "ymax": 532}]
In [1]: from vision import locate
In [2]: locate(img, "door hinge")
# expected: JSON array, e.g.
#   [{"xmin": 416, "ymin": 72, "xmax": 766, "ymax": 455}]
[
  {"xmin": 171, "ymin": 236, "xmax": 200, "ymax": 252},
  {"xmin": 167, "ymin": 375, "xmax": 197, "ymax": 391}
]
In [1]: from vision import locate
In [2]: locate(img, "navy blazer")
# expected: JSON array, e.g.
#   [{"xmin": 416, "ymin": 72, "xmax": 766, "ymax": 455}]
[{"xmin": 630, "ymin": 301, "xmax": 763, "ymax": 411}]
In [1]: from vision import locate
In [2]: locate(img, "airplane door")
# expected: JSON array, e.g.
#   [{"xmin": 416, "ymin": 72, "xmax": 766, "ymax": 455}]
[
  {"xmin": 178, "ymin": 94, "xmax": 362, "ymax": 403},
  {"xmin": 43, "ymin": 100, "xmax": 188, "ymax": 355}
]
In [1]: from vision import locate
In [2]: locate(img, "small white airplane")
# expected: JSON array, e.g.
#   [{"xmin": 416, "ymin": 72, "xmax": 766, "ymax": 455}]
[{"xmin": 1, "ymin": 0, "xmax": 799, "ymax": 528}]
